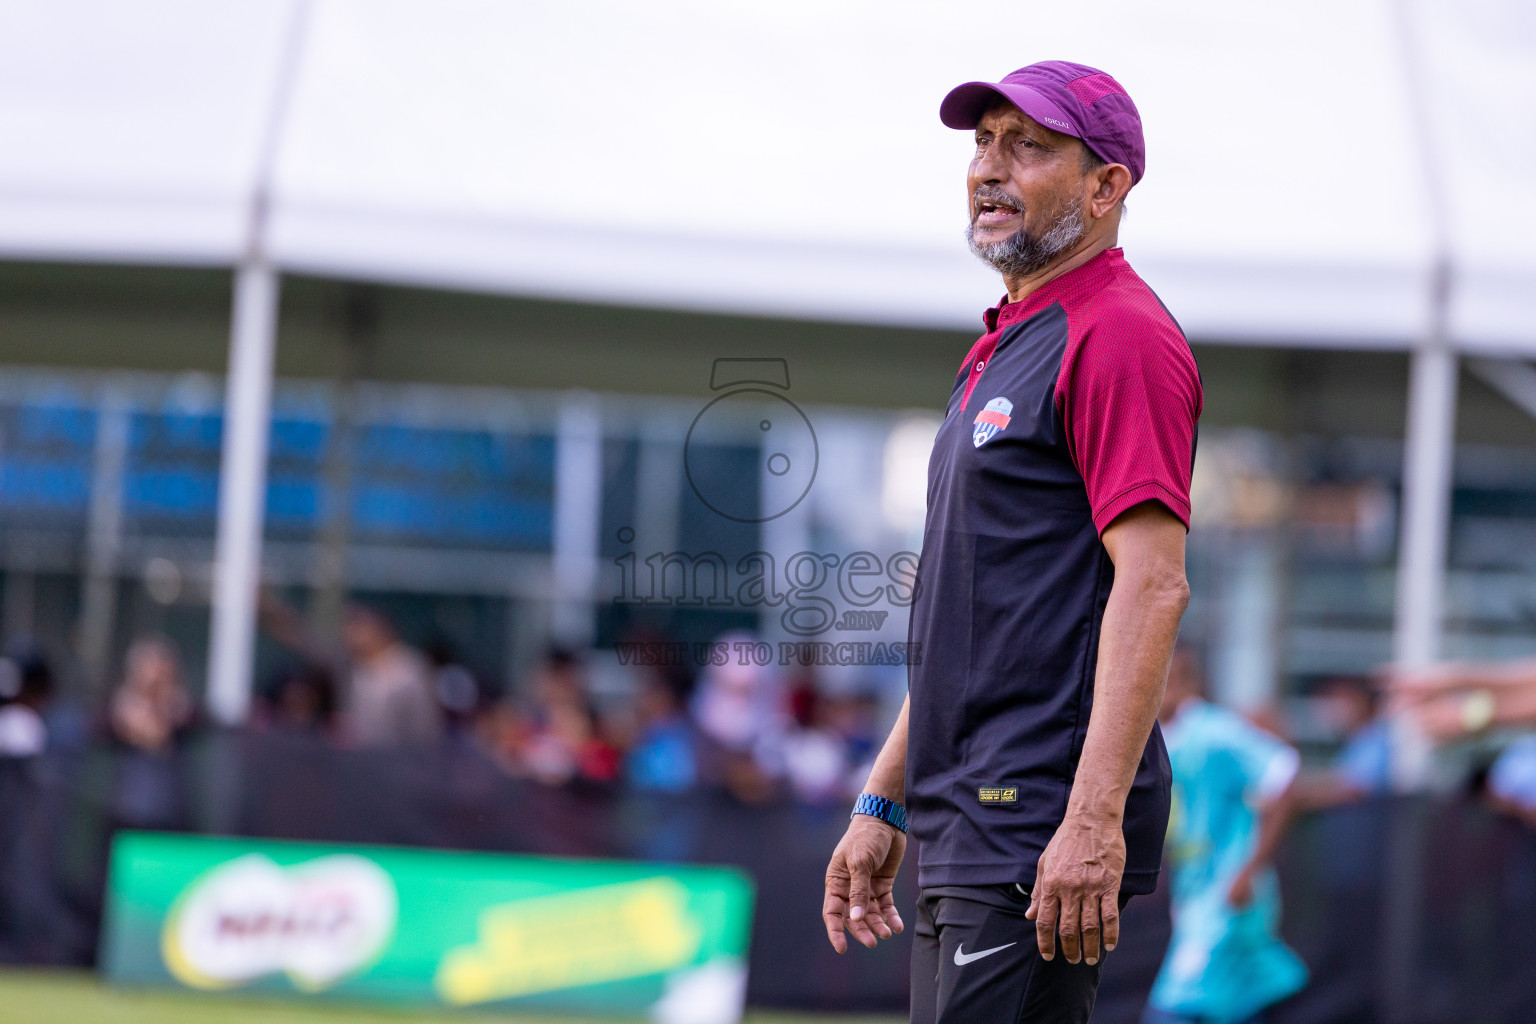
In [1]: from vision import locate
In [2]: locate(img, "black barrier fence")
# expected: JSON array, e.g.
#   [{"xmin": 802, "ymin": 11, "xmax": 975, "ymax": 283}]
[{"xmin": 2, "ymin": 731, "xmax": 1536, "ymax": 1022}]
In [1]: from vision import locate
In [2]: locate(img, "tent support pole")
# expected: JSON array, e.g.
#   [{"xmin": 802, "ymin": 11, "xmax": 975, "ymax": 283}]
[
  {"xmin": 1379, "ymin": 275, "xmax": 1455, "ymax": 1024},
  {"xmin": 206, "ymin": 261, "xmax": 280, "ymax": 725},
  {"xmin": 1393, "ymin": 342, "xmax": 1457, "ymax": 668},
  {"xmin": 550, "ymin": 392, "xmax": 603, "ymax": 649},
  {"xmin": 1391, "ymin": 274, "xmax": 1456, "ymax": 785},
  {"xmin": 202, "ymin": 0, "xmax": 311, "ymax": 725}
]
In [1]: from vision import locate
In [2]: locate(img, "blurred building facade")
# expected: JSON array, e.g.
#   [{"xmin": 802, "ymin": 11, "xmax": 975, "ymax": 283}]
[
  {"xmin": 0, "ymin": 0, "xmax": 1531, "ymax": 757},
  {"xmin": 5, "ymin": 265, "xmax": 1536, "ymax": 732}
]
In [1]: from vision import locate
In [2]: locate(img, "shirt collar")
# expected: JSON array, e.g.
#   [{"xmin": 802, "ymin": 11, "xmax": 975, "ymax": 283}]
[{"xmin": 980, "ymin": 247, "xmax": 1125, "ymax": 332}]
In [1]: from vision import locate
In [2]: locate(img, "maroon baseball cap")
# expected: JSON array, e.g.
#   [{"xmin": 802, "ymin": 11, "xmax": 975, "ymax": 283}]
[{"xmin": 940, "ymin": 61, "xmax": 1145, "ymax": 184}]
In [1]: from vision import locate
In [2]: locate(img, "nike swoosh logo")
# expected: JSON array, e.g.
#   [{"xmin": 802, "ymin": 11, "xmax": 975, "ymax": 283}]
[{"xmin": 954, "ymin": 941, "xmax": 1017, "ymax": 966}]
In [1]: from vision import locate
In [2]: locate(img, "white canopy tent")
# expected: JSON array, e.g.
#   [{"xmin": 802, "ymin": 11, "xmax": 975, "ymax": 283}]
[{"xmin": 0, "ymin": 0, "xmax": 1531, "ymax": 731}]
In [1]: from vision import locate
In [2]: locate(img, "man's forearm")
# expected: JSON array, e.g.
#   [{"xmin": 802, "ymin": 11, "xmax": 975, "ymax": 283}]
[
  {"xmin": 1066, "ymin": 561, "xmax": 1187, "ymax": 823},
  {"xmin": 862, "ymin": 695, "xmax": 910, "ymax": 802}
]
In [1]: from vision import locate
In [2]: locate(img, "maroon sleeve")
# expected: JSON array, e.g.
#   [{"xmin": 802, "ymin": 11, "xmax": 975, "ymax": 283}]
[{"xmin": 1054, "ymin": 300, "xmax": 1203, "ymax": 534}]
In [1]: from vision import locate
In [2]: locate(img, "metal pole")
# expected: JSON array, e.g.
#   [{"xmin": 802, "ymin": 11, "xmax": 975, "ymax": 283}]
[
  {"xmin": 1391, "ymin": 328, "xmax": 1456, "ymax": 784},
  {"xmin": 204, "ymin": 0, "xmax": 311, "ymax": 725},
  {"xmin": 1388, "ymin": 0, "xmax": 1456, "ymax": 788},
  {"xmin": 1382, "ymin": 6, "xmax": 1456, "ymax": 1021},
  {"xmin": 207, "ymin": 262, "xmax": 280, "ymax": 724},
  {"xmin": 1393, "ymin": 334, "xmax": 1457, "ymax": 668},
  {"xmin": 1383, "ymin": 325, "xmax": 1454, "ymax": 1024},
  {"xmin": 550, "ymin": 393, "xmax": 603, "ymax": 648}
]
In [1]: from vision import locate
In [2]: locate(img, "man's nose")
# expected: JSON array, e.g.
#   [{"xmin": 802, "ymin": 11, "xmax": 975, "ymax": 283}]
[{"xmin": 973, "ymin": 145, "xmax": 1008, "ymax": 184}]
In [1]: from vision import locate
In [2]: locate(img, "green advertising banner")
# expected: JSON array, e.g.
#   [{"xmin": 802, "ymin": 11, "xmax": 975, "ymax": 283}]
[{"xmin": 102, "ymin": 832, "xmax": 755, "ymax": 1022}]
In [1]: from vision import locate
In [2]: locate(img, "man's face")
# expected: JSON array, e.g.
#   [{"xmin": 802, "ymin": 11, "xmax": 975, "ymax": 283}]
[
  {"xmin": 1316, "ymin": 680, "xmax": 1375, "ymax": 734},
  {"xmin": 966, "ymin": 103, "xmax": 1093, "ymax": 277}
]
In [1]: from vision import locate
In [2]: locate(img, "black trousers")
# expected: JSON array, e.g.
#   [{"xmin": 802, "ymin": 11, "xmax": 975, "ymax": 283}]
[{"xmin": 911, "ymin": 885, "xmax": 1127, "ymax": 1024}]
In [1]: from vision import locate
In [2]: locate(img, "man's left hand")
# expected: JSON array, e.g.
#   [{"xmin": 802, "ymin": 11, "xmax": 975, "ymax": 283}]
[{"xmin": 1026, "ymin": 812, "xmax": 1125, "ymax": 965}]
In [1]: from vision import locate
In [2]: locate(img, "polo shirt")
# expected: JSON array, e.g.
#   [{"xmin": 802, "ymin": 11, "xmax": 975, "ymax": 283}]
[{"xmin": 906, "ymin": 246, "xmax": 1201, "ymax": 894}]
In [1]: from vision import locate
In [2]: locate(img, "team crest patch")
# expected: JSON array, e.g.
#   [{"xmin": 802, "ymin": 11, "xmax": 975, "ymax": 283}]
[{"xmin": 972, "ymin": 397, "xmax": 1014, "ymax": 448}]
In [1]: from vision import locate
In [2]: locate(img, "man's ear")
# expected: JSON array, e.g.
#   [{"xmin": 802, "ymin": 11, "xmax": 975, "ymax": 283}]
[{"xmin": 1088, "ymin": 164, "xmax": 1133, "ymax": 219}]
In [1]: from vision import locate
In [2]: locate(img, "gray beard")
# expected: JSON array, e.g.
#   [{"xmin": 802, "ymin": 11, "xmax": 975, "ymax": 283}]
[{"xmin": 966, "ymin": 197, "xmax": 1086, "ymax": 278}]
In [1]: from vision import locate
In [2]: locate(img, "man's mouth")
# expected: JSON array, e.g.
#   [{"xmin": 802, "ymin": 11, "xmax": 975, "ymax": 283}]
[{"xmin": 974, "ymin": 196, "xmax": 1023, "ymax": 230}]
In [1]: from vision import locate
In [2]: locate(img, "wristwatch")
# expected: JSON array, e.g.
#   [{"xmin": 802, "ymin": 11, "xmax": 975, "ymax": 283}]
[{"xmin": 852, "ymin": 793, "xmax": 908, "ymax": 834}]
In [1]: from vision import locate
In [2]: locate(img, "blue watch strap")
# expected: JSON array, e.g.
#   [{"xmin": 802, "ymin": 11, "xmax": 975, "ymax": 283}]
[{"xmin": 851, "ymin": 793, "xmax": 908, "ymax": 833}]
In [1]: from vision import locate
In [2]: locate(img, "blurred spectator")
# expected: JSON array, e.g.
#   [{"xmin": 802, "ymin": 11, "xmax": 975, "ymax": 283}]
[
  {"xmin": 0, "ymin": 644, "xmax": 53, "ymax": 758},
  {"xmin": 259, "ymin": 591, "xmax": 443, "ymax": 748},
  {"xmin": 259, "ymin": 661, "xmax": 338, "ymax": 736},
  {"xmin": 1146, "ymin": 647, "xmax": 1308, "ymax": 1024},
  {"xmin": 1292, "ymin": 677, "xmax": 1393, "ymax": 1018},
  {"xmin": 1320, "ymin": 676, "xmax": 1392, "ymax": 792},
  {"xmin": 340, "ymin": 604, "xmax": 443, "ymax": 748},
  {"xmin": 107, "ymin": 636, "xmax": 193, "ymax": 832},
  {"xmin": 824, "ymin": 688, "xmax": 885, "ymax": 798},
  {"xmin": 109, "ymin": 636, "xmax": 192, "ymax": 754},
  {"xmin": 781, "ymin": 674, "xmax": 851, "ymax": 805},
  {"xmin": 0, "ymin": 642, "xmax": 82, "ymax": 963},
  {"xmin": 824, "ymin": 688, "xmax": 883, "ymax": 765},
  {"xmin": 1294, "ymin": 676, "xmax": 1393, "ymax": 810},
  {"xmin": 1486, "ymin": 735, "xmax": 1536, "ymax": 826},
  {"xmin": 625, "ymin": 665, "xmax": 698, "ymax": 794},
  {"xmin": 426, "ymin": 638, "xmax": 482, "ymax": 732},
  {"xmin": 692, "ymin": 633, "xmax": 789, "ymax": 804},
  {"xmin": 475, "ymin": 699, "xmax": 535, "ymax": 775},
  {"xmin": 520, "ymin": 648, "xmax": 621, "ymax": 785}
]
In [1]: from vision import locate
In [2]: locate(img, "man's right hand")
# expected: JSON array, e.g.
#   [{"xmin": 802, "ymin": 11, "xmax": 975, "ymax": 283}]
[{"xmin": 822, "ymin": 815, "xmax": 906, "ymax": 953}]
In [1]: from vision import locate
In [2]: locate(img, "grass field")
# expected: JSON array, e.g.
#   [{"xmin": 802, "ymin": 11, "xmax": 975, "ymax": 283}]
[{"xmin": 0, "ymin": 969, "xmax": 902, "ymax": 1024}]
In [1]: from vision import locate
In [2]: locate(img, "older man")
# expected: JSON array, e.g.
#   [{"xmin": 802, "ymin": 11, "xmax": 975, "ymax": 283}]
[{"xmin": 822, "ymin": 61, "xmax": 1201, "ymax": 1022}]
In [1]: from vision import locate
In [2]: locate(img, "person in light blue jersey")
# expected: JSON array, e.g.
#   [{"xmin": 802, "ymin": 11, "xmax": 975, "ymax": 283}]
[{"xmin": 1145, "ymin": 649, "xmax": 1308, "ymax": 1024}]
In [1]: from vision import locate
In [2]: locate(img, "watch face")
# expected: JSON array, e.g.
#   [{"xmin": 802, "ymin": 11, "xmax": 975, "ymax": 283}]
[{"xmin": 685, "ymin": 387, "xmax": 818, "ymax": 523}]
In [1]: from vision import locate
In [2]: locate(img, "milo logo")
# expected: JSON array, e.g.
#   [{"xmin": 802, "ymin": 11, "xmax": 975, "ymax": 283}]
[{"xmin": 161, "ymin": 853, "xmax": 397, "ymax": 990}]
